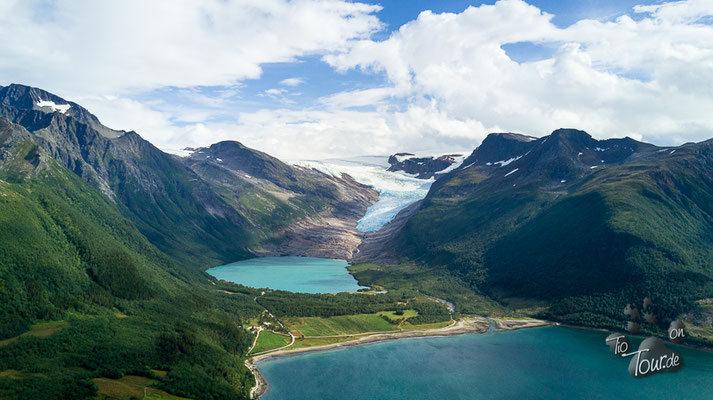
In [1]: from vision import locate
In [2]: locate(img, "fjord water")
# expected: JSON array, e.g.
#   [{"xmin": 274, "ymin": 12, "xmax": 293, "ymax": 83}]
[
  {"xmin": 258, "ymin": 326, "xmax": 713, "ymax": 399},
  {"xmin": 205, "ymin": 256, "xmax": 366, "ymax": 293}
]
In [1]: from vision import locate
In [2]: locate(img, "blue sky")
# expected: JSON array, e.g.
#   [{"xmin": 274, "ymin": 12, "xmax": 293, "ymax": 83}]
[
  {"xmin": 1, "ymin": 0, "xmax": 711, "ymax": 159},
  {"xmin": 367, "ymin": 0, "xmax": 663, "ymax": 29}
]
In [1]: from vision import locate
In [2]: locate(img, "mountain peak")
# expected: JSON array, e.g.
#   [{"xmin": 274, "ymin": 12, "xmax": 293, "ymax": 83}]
[
  {"xmin": 434, "ymin": 128, "xmax": 666, "ymax": 199},
  {"xmin": 487, "ymin": 132, "xmax": 538, "ymax": 142},
  {"xmin": 550, "ymin": 128, "xmax": 592, "ymax": 139},
  {"xmin": 387, "ymin": 152, "xmax": 465, "ymax": 179},
  {"xmin": 545, "ymin": 128, "xmax": 597, "ymax": 150},
  {"xmin": 0, "ymin": 83, "xmax": 123, "ymax": 139},
  {"xmin": 187, "ymin": 140, "xmax": 300, "ymax": 187},
  {"xmin": 191, "ymin": 140, "xmax": 272, "ymax": 164},
  {"xmin": 459, "ymin": 132, "xmax": 538, "ymax": 169},
  {"xmin": 0, "ymin": 84, "xmax": 69, "ymax": 111},
  {"xmin": 208, "ymin": 140, "xmax": 251, "ymax": 152}
]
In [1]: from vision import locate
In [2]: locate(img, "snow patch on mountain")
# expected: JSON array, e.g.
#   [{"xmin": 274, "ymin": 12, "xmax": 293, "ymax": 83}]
[
  {"xmin": 393, "ymin": 153, "xmax": 415, "ymax": 163},
  {"xmin": 36, "ymin": 100, "xmax": 71, "ymax": 113},
  {"xmin": 436, "ymin": 155, "xmax": 466, "ymax": 174},
  {"xmin": 504, "ymin": 168, "xmax": 519, "ymax": 177},
  {"xmin": 494, "ymin": 155, "xmax": 522, "ymax": 167}
]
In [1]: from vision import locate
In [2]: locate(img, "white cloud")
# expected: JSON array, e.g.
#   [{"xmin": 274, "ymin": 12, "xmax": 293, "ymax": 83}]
[
  {"xmin": 259, "ymin": 88, "xmax": 297, "ymax": 105},
  {"xmin": 324, "ymin": 0, "xmax": 713, "ymax": 147},
  {"xmin": 76, "ymin": 95, "xmax": 181, "ymax": 145},
  {"xmin": 319, "ymin": 87, "xmax": 399, "ymax": 109},
  {"xmin": 634, "ymin": 0, "xmax": 713, "ymax": 24},
  {"xmin": 224, "ymin": 103, "xmax": 490, "ymax": 160},
  {"xmin": 279, "ymin": 78, "xmax": 305, "ymax": 86},
  {"xmin": 2, "ymin": 0, "xmax": 712, "ymax": 160},
  {"xmin": 86, "ymin": 98, "xmax": 487, "ymax": 160},
  {"xmin": 0, "ymin": 0, "xmax": 382, "ymax": 94},
  {"xmin": 264, "ymin": 88, "xmax": 287, "ymax": 97}
]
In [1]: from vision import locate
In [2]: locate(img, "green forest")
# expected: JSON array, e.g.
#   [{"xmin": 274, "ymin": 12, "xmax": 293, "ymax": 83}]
[{"xmin": 0, "ymin": 157, "xmax": 264, "ymax": 399}]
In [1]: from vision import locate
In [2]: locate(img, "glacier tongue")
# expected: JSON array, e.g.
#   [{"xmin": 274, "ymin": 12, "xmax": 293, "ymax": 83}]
[{"xmin": 296, "ymin": 156, "xmax": 433, "ymax": 233}]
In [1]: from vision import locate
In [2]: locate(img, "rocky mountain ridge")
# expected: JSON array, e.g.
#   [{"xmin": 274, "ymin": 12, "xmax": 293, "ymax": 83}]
[
  {"xmin": 358, "ymin": 128, "xmax": 713, "ymax": 330},
  {"xmin": 0, "ymin": 83, "xmax": 377, "ymax": 264},
  {"xmin": 185, "ymin": 141, "xmax": 377, "ymax": 259},
  {"xmin": 386, "ymin": 152, "xmax": 464, "ymax": 179}
]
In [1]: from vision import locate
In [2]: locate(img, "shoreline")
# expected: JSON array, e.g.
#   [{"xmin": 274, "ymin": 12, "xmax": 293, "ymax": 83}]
[
  {"xmin": 246, "ymin": 316, "xmax": 712, "ymax": 398},
  {"xmin": 246, "ymin": 317, "xmax": 550, "ymax": 399},
  {"xmin": 551, "ymin": 321, "xmax": 713, "ymax": 354}
]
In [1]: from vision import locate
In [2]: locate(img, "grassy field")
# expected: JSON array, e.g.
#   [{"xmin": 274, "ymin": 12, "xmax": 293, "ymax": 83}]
[
  {"xmin": 0, "ymin": 321, "xmax": 69, "ymax": 347},
  {"xmin": 285, "ymin": 314, "xmax": 397, "ymax": 337},
  {"xmin": 251, "ymin": 331, "xmax": 291, "ymax": 354},
  {"xmin": 401, "ymin": 321, "xmax": 453, "ymax": 330},
  {"xmin": 377, "ymin": 309, "xmax": 418, "ymax": 323},
  {"xmin": 689, "ymin": 326, "xmax": 713, "ymax": 342},
  {"xmin": 143, "ymin": 388, "xmax": 192, "ymax": 400},
  {"xmin": 93, "ymin": 375, "xmax": 189, "ymax": 400},
  {"xmin": 288, "ymin": 336, "xmax": 350, "ymax": 350},
  {"xmin": 0, "ymin": 370, "xmax": 46, "ymax": 379},
  {"xmin": 686, "ymin": 304, "xmax": 713, "ymax": 345},
  {"xmin": 282, "ymin": 319, "xmax": 455, "ymax": 351}
]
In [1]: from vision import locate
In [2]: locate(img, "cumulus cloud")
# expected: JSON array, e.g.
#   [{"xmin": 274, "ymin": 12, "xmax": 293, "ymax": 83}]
[
  {"xmin": 0, "ymin": 0, "xmax": 382, "ymax": 94},
  {"xmin": 1, "ymin": 0, "xmax": 712, "ymax": 159},
  {"xmin": 325, "ymin": 0, "xmax": 713, "ymax": 146}
]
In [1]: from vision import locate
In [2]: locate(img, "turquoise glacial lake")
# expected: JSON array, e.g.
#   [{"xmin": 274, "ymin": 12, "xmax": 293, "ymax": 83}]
[
  {"xmin": 258, "ymin": 326, "xmax": 713, "ymax": 399},
  {"xmin": 205, "ymin": 256, "xmax": 367, "ymax": 294}
]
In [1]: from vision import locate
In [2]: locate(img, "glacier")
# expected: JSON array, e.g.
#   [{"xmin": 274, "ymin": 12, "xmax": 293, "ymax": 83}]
[{"xmin": 296, "ymin": 156, "xmax": 434, "ymax": 233}]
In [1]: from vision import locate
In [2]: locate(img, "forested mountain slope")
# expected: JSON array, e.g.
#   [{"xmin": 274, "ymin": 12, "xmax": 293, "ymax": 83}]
[
  {"xmin": 0, "ymin": 116, "xmax": 263, "ymax": 398},
  {"xmin": 380, "ymin": 129, "xmax": 713, "ymax": 327}
]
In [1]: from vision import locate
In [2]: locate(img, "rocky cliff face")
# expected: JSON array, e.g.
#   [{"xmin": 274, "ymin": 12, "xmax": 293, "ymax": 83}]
[
  {"xmin": 0, "ymin": 84, "xmax": 123, "ymax": 139},
  {"xmin": 387, "ymin": 152, "xmax": 464, "ymax": 179}
]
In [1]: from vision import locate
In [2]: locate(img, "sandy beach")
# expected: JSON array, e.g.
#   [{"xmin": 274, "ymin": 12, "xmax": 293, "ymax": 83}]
[
  {"xmin": 493, "ymin": 318, "xmax": 552, "ymax": 331},
  {"xmin": 246, "ymin": 317, "xmax": 549, "ymax": 398}
]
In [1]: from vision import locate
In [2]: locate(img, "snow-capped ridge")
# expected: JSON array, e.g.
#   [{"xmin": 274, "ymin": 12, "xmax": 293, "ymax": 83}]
[
  {"xmin": 387, "ymin": 151, "xmax": 466, "ymax": 180},
  {"xmin": 436, "ymin": 155, "xmax": 467, "ymax": 174}
]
